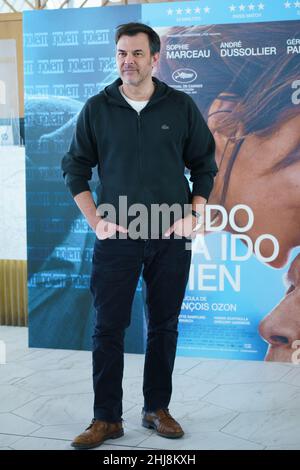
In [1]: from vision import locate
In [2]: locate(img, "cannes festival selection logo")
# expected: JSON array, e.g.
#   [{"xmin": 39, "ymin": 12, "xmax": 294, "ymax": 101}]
[{"xmin": 172, "ymin": 68, "xmax": 197, "ymax": 84}]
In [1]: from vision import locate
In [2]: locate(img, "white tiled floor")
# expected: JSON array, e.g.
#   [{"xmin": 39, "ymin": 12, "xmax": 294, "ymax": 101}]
[{"xmin": 0, "ymin": 325, "xmax": 299, "ymax": 450}]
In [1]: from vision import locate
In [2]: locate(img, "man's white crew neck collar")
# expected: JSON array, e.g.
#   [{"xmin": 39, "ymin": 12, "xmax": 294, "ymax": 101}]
[{"xmin": 119, "ymin": 85, "xmax": 149, "ymax": 114}]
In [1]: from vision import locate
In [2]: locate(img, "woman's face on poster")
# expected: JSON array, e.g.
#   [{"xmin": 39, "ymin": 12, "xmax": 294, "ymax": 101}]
[
  {"xmin": 207, "ymin": 96, "xmax": 300, "ymax": 362},
  {"xmin": 207, "ymin": 96, "xmax": 300, "ymax": 269},
  {"xmin": 157, "ymin": 24, "xmax": 300, "ymax": 362}
]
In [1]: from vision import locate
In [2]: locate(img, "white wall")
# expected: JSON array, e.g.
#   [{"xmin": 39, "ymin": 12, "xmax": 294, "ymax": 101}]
[{"xmin": 0, "ymin": 145, "xmax": 27, "ymax": 260}]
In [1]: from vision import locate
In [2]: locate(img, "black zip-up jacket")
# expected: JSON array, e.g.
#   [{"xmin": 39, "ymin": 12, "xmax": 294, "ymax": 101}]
[{"xmin": 61, "ymin": 77, "xmax": 218, "ymax": 233}]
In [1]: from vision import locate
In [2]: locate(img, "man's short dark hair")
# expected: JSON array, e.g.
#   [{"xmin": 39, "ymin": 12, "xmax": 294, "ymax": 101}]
[{"xmin": 115, "ymin": 22, "xmax": 161, "ymax": 55}]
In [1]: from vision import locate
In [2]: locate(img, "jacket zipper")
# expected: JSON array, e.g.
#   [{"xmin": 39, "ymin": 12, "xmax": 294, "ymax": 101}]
[{"xmin": 137, "ymin": 112, "xmax": 143, "ymax": 188}]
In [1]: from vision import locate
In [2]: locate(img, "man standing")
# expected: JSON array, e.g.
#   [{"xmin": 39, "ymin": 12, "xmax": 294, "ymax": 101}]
[{"xmin": 62, "ymin": 22, "xmax": 217, "ymax": 449}]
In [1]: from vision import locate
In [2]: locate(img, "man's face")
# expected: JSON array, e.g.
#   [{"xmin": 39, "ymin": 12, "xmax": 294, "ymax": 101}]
[{"xmin": 116, "ymin": 32, "xmax": 159, "ymax": 87}]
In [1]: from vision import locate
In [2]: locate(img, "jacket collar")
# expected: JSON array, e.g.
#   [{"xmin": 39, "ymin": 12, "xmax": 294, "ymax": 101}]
[{"xmin": 102, "ymin": 76, "xmax": 171, "ymax": 108}]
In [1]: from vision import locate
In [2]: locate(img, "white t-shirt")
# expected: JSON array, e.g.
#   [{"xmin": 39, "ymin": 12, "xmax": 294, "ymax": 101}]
[{"xmin": 119, "ymin": 86, "xmax": 149, "ymax": 114}]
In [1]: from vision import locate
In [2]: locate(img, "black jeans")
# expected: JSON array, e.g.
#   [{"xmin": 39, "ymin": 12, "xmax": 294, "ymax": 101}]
[{"xmin": 90, "ymin": 236, "xmax": 192, "ymax": 423}]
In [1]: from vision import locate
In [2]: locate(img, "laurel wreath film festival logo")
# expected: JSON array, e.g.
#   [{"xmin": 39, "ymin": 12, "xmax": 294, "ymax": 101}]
[{"xmin": 172, "ymin": 68, "xmax": 198, "ymax": 84}]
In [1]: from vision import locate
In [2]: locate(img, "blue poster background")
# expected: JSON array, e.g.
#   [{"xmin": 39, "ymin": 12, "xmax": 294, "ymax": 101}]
[
  {"xmin": 24, "ymin": 5, "xmax": 145, "ymax": 351},
  {"xmin": 24, "ymin": 1, "xmax": 300, "ymax": 360},
  {"xmin": 151, "ymin": 16, "xmax": 300, "ymax": 360}
]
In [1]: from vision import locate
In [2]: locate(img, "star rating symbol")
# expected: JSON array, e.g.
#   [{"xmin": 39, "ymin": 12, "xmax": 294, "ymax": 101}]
[
  {"xmin": 284, "ymin": 1, "xmax": 291, "ymax": 7},
  {"xmin": 204, "ymin": 6, "xmax": 210, "ymax": 13},
  {"xmin": 176, "ymin": 8, "xmax": 183, "ymax": 14},
  {"xmin": 167, "ymin": 8, "xmax": 173, "ymax": 15},
  {"xmin": 228, "ymin": 3, "xmax": 266, "ymax": 13},
  {"xmin": 185, "ymin": 8, "xmax": 192, "ymax": 14},
  {"xmin": 194, "ymin": 7, "xmax": 201, "ymax": 14}
]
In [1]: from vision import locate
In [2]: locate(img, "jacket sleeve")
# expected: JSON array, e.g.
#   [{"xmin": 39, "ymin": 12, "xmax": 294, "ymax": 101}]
[
  {"xmin": 183, "ymin": 96, "xmax": 218, "ymax": 201},
  {"xmin": 61, "ymin": 100, "xmax": 98, "ymax": 197}
]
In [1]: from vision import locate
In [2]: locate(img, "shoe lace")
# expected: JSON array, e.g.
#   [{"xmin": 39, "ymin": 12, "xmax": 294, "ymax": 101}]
[
  {"xmin": 85, "ymin": 418, "xmax": 96, "ymax": 430},
  {"xmin": 157, "ymin": 408, "xmax": 176, "ymax": 424},
  {"xmin": 85, "ymin": 418, "xmax": 123, "ymax": 430}
]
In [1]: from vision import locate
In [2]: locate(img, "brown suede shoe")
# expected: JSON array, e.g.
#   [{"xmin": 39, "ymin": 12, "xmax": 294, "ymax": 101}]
[
  {"xmin": 71, "ymin": 419, "xmax": 124, "ymax": 450},
  {"xmin": 142, "ymin": 408, "xmax": 184, "ymax": 438}
]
